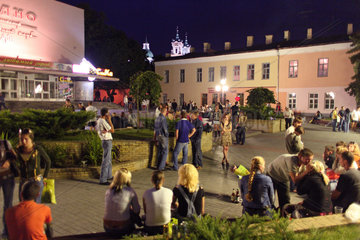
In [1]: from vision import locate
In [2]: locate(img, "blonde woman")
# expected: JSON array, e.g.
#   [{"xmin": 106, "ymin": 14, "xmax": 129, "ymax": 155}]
[
  {"xmin": 240, "ymin": 156, "xmax": 274, "ymax": 216},
  {"xmin": 221, "ymin": 113, "xmax": 232, "ymax": 169},
  {"xmin": 172, "ymin": 164, "xmax": 205, "ymax": 219},
  {"xmin": 348, "ymin": 142, "xmax": 360, "ymax": 168},
  {"xmin": 103, "ymin": 168, "xmax": 140, "ymax": 236},
  {"xmin": 283, "ymin": 161, "xmax": 331, "ymax": 218}
]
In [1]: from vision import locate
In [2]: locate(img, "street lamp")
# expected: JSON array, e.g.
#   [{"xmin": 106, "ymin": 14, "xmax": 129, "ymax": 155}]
[{"xmin": 215, "ymin": 79, "xmax": 228, "ymax": 105}]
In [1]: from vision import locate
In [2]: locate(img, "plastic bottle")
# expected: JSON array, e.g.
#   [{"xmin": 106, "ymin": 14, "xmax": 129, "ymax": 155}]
[{"xmin": 235, "ymin": 188, "xmax": 240, "ymax": 203}]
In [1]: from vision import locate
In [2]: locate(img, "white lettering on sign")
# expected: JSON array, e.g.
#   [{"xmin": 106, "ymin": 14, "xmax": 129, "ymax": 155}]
[{"xmin": 0, "ymin": 4, "xmax": 36, "ymax": 22}]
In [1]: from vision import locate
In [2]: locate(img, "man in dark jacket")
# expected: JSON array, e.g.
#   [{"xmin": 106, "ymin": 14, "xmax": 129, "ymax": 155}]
[
  {"xmin": 190, "ymin": 111, "xmax": 203, "ymax": 169},
  {"xmin": 171, "ymin": 99, "xmax": 178, "ymax": 112}
]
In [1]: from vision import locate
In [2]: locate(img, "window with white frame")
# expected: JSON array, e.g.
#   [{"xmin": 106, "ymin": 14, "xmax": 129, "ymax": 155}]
[
  {"xmin": 262, "ymin": 63, "xmax": 270, "ymax": 79},
  {"xmin": 233, "ymin": 65, "xmax": 240, "ymax": 81},
  {"xmin": 220, "ymin": 66, "xmax": 226, "ymax": 80},
  {"xmin": 247, "ymin": 64, "xmax": 254, "ymax": 80},
  {"xmin": 288, "ymin": 93, "xmax": 296, "ymax": 109},
  {"xmin": 289, "ymin": 60, "xmax": 298, "ymax": 78},
  {"xmin": 308, "ymin": 93, "xmax": 318, "ymax": 109},
  {"xmin": 318, "ymin": 58, "xmax": 328, "ymax": 77},
  {"xmin": 164, "ymin": 70, "xmax": 169, "ymax": 83},
  {"xmin": 324, "ymin": 93, "xmax": 335, "ymax": 110},
  {"xmin": 197, "ymin": 68, "xmax": 202, "ymax": 82},
  {"xmin": 208, "ymin": 67, "xmax": 214, "ymax": 82},
  {"xmin": 180, "ymin": 69, "xmax": 185, "ymax": 83}
]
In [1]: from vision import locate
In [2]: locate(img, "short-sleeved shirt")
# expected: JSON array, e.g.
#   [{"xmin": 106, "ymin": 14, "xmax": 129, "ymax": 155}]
[
  {"xmin": 333, "ymin": 169, "xmax": 360, "ymax": 211},
  {"xmin": 267, "ymin": 154, "xmax": 298, "ymax": 183},
  {"xmin": 176, "ymin": 119, "xmax": 194, "ymax": 143},
  {"xmin": 143, "ymin": 187, "xmax": 173, "ymax": 226},
  {"xmin": 173, "ymin": 185, "xmax": 204, "ymax": 217},
  {"xmin": 5, "ymin": 201, "xmax": 52, "ymax": 240},
  {"xmin": 97, "ymin": 118, "xmax": 112, "ymax": 141}
]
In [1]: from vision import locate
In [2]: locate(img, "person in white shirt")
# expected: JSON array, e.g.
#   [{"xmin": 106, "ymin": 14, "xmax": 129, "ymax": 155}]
[
  {"xmin": 97, "ymin": 108, "xmax": 114, "ymax": 185},
  {"xmin": 351, "ymin": 108, "xmax": 359, "ymax": 131},
  {"xmin": 283, "ymin": 107, "xmax": 294, "ymax": 129},
  {"xmin": 285, "ymin": 116, "xmax": 303, "ymax": 136},
  {"xmin": 143, "ymin": 170, "xmax": 173, "ymax": 236},
  {"xmin": 86, "ymin": 102, "xmax": 98, "ymax": 131},
  {"xmin": 123, "ymin": 95, "xmax": 128, "ymax": 111}
]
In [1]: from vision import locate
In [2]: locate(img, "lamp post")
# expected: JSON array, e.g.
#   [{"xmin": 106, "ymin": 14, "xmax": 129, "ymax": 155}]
[{"xmin": 215, "ymin": 79, "xmax": 228, "ymax": 105}]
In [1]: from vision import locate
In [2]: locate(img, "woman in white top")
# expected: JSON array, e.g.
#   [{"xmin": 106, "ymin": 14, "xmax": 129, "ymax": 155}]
[
  {"xmin": 103, "ymin": 168, "xmax": 140, "ymax": 236},
  {"xmin": 143, "ymin": 170, "xmax": 173, "ymax": 235}
]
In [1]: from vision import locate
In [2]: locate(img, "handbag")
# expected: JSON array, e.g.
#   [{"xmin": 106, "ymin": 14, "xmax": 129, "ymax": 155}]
[{"xmin": 41, "ymin": 179, "xmax": 57, "ymax": 204}]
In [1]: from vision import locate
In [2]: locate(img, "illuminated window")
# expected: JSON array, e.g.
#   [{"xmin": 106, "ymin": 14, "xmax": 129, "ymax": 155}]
[
  {"xmin": 180, "ymin": 69, "xmax": 185, "ymax": 83},
  {"xmin": 247, "ymin": 64, "xmax": 254, "ymax": 80},
  {"xmin": 164, "ymin": 70, "xmax": 169, "ymax": 83},
  {"xmin": 289, "ymin": 60, "xmax": 298, "ymax": 78},
  {"xmin": 233, "ymin": 65, "xmax": 240, "ymax": 81},
  {"xmin": 324, "ymin": 93, "xmax": 335, "ymax": 109},
  {"xmin": 308, "ymin": 93, "xmax": 318, "ymax": 109},
  {"xmin": 220, "ymin": 66, "xmax": 226, "ymax": 80},
  {"xmin": 209, "ymin": 67, "xmax": 214, "ymax": 82},
  {"xmin": 318, "ymin": 58, "xmax": 328, "ymax": 77},
  {"xmin": 288, "ymin": 93, "xmax": 296, "ymax": 109},
  {"xmin": 197, "ymin": 68, "xmax": 202, "ymax": 82},
  {"xmin": 262, "ymin": 63, "xmax": 270, "ymax": 79}
]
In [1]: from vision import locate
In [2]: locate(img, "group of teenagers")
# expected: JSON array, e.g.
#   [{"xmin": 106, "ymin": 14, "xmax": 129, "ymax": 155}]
[{"xmin": 237, "ymin": 116, "xmax": 360, "ymax": 219}]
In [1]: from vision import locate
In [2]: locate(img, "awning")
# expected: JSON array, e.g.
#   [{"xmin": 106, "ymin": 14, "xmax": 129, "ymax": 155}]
[{"xmin": 0, "ymin": 64, "xmax": 119, "ymax": 81}]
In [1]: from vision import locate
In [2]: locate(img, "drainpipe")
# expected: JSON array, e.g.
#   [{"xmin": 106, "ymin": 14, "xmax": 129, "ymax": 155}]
[{"xmin": 277, "ymin": 47, "xmax": 280, "ymax": 102}]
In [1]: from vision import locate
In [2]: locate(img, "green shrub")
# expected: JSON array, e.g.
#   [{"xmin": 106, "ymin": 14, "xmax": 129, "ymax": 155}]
[
  {"xmin": 41, "ymin": 143, "xmax": 70, "ymax": 168},
  {"xmin": 0, "ymin": 109, "xmax": 95, "ymax": 139},
  {"xmin": 81, "ymin": 131, "xmax": 102, "ymax": 166},
  {"xmin": 241, "ymin": 105, "xmax": 278, "ymax": 120}
]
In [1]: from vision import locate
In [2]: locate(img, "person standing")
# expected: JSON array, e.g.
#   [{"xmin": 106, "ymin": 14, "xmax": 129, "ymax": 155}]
[
  {"xmin": 231, "ymin": 101, "xmax": 240, "ymax": 130},
  {"xmin": 210, "ymin": 104, "xmax": 222, "ymax": 140},
  {"xmin": 123, "ymin": 94, "xmax": 128, "ymax": 111},
  {"xmin": 190, "ymin": 111, "xmax": 203, "ymax": 169},
  {"xmin": 338, "ymin": 106, "xmax": 345, "ymax": 132},
  {"xmin": 64, "ymin": 98, "xmax": 75, "ymax": 111},
  {"xmin": 172, "ymin": 111, "xmax": 195, "ymax": 171},
  {"xmin": 0, "ymin": 93, "xmax": 7, "ymax": 111},
  {"xmin": 266, "ymin": 148, "xmax": 314, "ymax": 213},
  {"xmin": 285, "ymin": 126, "xmax": 304, "ymax": 154},
  {"xmin": 331, "ymin": 107, "xmax": 338, "ymax": 132},
  {"xmin": 0, "ymin": 140, "xmax": 18, "ymax": 238},
  {"xmin": 351, "ymin": 108, "xmax": 359, "ymax": 131},
  {"xmin": 97, "ymin": 108, "xmax": 115, "ymax": 185},
  {"xmin": 78, "ymin": 102, "xmax": 86, "ymax": 111},
  {"xmin": 16, "ymin": 129, "xmax": 51, "ymax": 203},
  {"xmin": 5, "ymin": 181, "xmax": 53, "ymax": 240},
  {"xmin": 235, "ymin": 111, "xmax": 247, "ymax": 145},
  {"xmin": 283, "ymin": 107, "xmax": 293, "ymax": 129},
  {"xmin": 221, "ymin": 113, "xmax": 232, "ymax": 169},
  {"xmin": 172, "ymin": 99, "xmax": 178, "ymax": 112},
  {"xmin": 343, "ymin": 108, "xmax": 351, "ymax": 133},
  {"xmin": 86, "ymin": 101, "xmax": 98, "ymax": 131},
  {"xmin": 154, "ymin": 107, "xmax": 169, "ymax": 171}
]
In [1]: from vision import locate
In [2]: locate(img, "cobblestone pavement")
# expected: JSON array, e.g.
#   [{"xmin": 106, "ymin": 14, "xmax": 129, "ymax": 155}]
[{"xmin": 0, "ymin": 123, "xmax": 358, "ymax": 237}]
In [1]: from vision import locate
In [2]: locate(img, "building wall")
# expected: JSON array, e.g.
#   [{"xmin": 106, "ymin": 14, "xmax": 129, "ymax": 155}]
[
  {"xmin": 279, "ymin": 43, "xmax": 356, "ymax": 114},
  {"xmin": 0, "ymin": 0, "xmax": 84, "ymax": 64},
  {"xmin": 156, "ymin": 50, "xmax": 279, "ymax": 106}
]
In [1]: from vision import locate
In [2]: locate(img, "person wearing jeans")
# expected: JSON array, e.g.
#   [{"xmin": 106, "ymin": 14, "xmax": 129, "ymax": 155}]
[
  {"xmin": 154, "ymin": 107, "xmax": 169, "ymax": 171},
  {"xmin": 172, "ymin": 111, "xmax": 195, "ymax": 170},
  {"xmin": 331, "ymin": 107, "xmax": 338, "ymax": 132},
  {"xmin": 97, "ymin": 108, "xmax": 114, "ymax": 185}
]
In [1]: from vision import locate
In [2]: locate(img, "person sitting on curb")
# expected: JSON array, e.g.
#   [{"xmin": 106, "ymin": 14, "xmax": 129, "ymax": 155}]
[{"xmin": 5, "ymin": 181, "xmax": 53, "ymax": 240}]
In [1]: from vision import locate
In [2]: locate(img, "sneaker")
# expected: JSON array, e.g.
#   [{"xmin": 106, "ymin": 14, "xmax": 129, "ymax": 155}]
[{"xmin": 99, "ymin": 182, "xmax": 110, "ymax": 185}]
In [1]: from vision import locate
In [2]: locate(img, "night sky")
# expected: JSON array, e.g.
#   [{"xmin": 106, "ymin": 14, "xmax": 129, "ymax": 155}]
[{"xmin": 58, "ymin": 0, "xmax": 360, "ymax": 56}]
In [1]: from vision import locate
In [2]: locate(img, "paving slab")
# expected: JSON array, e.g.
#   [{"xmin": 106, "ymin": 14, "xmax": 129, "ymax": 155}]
[{"xmin": 0, "ymin": 123, "xmax": 359, "ymax": 237}]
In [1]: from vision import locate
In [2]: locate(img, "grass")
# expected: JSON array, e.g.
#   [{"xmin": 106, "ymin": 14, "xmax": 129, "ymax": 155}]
[{"xmin": 296, "ymin": 224, "xmax": 360, "ymax": 240}]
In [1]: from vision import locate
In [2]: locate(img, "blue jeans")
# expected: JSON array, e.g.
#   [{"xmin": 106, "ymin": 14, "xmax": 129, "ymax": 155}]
[
  {"xmin": 172, "ymin": 142, "xmax": 188, "ymax": 170},
  {"xmin": 100, "ymin": 140, "xmax": 113, "ymax": 183},
  {"xmin": 344, "ymin": 121, "xmax": 350, "ymax": 133},
  {"xmin": 19, "ymin": 177, "xmax": 44, "ymax": 203},
  {"xmin": 1, "ymin": 176, "xmax": 15, "ymax": 235},
  {"xmin": 157, "ymin": 136, "xmax": 168, "ymax": 171},
  {"xmin": 332, "ymin": 120, "xmax": 337, "ymax": 131}
]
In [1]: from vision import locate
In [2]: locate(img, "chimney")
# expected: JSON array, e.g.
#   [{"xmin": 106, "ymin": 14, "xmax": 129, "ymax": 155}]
[
  {"xmin": 190, "ymin": 47, "xmax": 195, "ymax": 53},
  {"xmin": 307, "ymin": 28, "xmax": 312, "ymax": 39},
  {"xmin": 224, "ymin": 42, "xmax": 231, "ymax": 50},
  {"xmin": 284, "ymin": 30, "xmax": 290, "ymax": 41},
  {"xmin": 246, "ymin": 36, "xmax": 254, "ymax": 47},
  {"xmin": 265, "ymin": 35, "xmax": 273, "ymax": 45},
  {"xmin": 165, "ymin": 53, "xmax": 170, "ymax": 58},
  {"xmin": 347, "ymin": 23, "xmax": 353, "ymax": 35},
  {"xmin": 203, "ymin": 42, "xmax": 211, "ymax": 53}
]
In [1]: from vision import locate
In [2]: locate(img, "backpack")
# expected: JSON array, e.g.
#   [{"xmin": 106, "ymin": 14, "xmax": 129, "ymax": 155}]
[{"xmin": 177, "ymin": 185, "xmax": 199, "ymax": 219}]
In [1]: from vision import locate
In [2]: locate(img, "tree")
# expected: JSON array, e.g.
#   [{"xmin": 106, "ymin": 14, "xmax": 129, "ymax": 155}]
[
  {"xmin": 346, "ymin": 33, "xmax": 360, "ymax": 106},
  {"xmin": 129, "ymin": 71, "xmax": 163, "ymax": 128},
  {"xmin": 246, "ymin": 87, "xmax": 276, "ymax": 108}
]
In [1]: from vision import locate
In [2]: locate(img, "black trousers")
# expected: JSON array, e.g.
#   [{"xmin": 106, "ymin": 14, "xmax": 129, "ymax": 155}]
[
  {"xmin": 285, "ymin": 118, "xmax": 292, "ymax": 129},
  {"xmin": 191, "ymin": 140, "xmax": 202, "ymax": 167},
  {"xmin": 235, "ymin": 127, "xmax": 246, "ymax": 144},
  {"xmin": 270, "ymin": 177, "xmax": 290, "ymax": 212}
]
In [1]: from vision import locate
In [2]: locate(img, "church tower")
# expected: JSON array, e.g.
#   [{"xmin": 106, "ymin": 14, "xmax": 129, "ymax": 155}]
[
  {"xmin": 182, "ymin": 33, "xmax": 191, "ymax": 55},
  {"xmin": 143, "ymin": 37, "xmax": 154, "ymax": 63},
  {"xmin": 171, "ymin": 27, "xmax": 184, "ymax": 57}
]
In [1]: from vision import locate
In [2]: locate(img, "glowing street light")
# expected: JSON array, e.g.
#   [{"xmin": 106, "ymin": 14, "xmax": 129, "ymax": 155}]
[{"xmin": 215, "ymin": 79, "xmax": 228, "ymax": 104}]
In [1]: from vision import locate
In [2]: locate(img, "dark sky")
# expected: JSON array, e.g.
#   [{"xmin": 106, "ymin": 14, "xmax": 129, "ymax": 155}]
[{"xmin": 58, "ymin": 0, "xmax": 360, "ymax": 56}]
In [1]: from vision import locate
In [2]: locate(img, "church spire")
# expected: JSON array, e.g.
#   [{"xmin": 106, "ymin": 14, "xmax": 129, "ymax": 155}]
[
  {"xmin": 175, "ymin": 26, "xmax": 180, "ymax": 41},
  {"xmin": 184, "ymin": 32, "xmax": 189, "ymax": 46}
]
